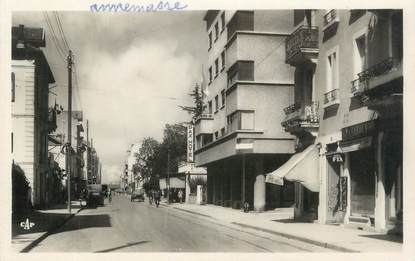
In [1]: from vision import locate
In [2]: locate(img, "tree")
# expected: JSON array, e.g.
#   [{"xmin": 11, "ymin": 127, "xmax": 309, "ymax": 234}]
[
  {"xmin": 132, "ymin": 137, "xmax": 160, "ymax": 184},
  {"xmin": 179, "ymin": 83, "xmax": 205, "ymax": 122},
  {"xmin": 153, "ymin": 123, "xmax": 187, "ymax": 179}
]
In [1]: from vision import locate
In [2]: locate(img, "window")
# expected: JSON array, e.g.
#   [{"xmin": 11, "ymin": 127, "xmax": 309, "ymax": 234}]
[
  {"xmin": 208, "ymin": 32, "xmax": 212, "ymax": 50},
  {"xmin": 221, "ymin": 127, "xmax": 226, "ymax": 136},
  {"xmin": 214, "ymin": 131, "xmax": 219, "ymax": 139},
  {"xmin": 215, "ymin": 59, "xmax": 219, "ymax": 77},
  {"xmin": 221, "ymin": 51, "xmax": 225, "ymax": 70},
  {"xmin": 354, "ymin": 35, "xmax": 366, "ymax": 77},
  {"xmin": 227, "ymin": 111, "xmax": 255, "ymax": 132},
  {"xmin": 221, "ymin": 89, "xmax": 225, "ymax": 107},
  {"xmin": 220, "ymin": 12, "xmax": 225, "ymax": 32},
  {"xmin": 326, "ymin": 51, "xmax": 338, "ymax": 92},
  {"xmin": 208, "ymin": 101, "xmax": 212, "ymax": 114},
  {"xmin": 208, "ymin": 66, "xmax": 212, "ymax": 83},
  {"xmin": 214, "ymin": 95, "xmax": 219, "ymax": 112},
  {"xmin": 11, "ymin": 72, "xmax": 15, "ymax": 102},
  {"xmin": 214, "ymin": 22, "xmax": 219, "ymax": 41}
]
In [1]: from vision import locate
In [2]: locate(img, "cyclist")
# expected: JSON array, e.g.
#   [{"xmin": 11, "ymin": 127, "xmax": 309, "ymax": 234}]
[{"xmin": 107, "ymin": 189, "xmax": 112, "ymax": 203}]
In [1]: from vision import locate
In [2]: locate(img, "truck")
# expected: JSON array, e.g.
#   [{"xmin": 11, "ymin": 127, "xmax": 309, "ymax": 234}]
[{"xmin": 87, "ymin": 184, "xmax": 105, "ymax": 206}]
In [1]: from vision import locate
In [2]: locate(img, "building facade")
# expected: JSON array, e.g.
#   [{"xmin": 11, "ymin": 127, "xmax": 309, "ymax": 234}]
[
  {"xmin": 314, "ymin": 9, "xmax": 403, "ymax": 233},
  {"xmin": 271, "ymin": 9, "xmax": 402, "ymax": 232},
  {"xmin": 11, "ymin": 25, "xmax": 56, "ymax": 208},
  {"xmin": 194, "ymin": 10, "xmax": 296, "ymax": 211}
]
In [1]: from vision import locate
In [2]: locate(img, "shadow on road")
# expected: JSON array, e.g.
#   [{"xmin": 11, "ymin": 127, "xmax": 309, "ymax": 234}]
[
  {"xmin": 94, "ymin": 241, "xmax": 150, "ymax": 252},
  {"xmin": 50, "ymin": 214, "xmax": 112, "ymax": 234},
  {"xmin": 12, "ymin": 211, "xmax": 72, "ymax": 237}
]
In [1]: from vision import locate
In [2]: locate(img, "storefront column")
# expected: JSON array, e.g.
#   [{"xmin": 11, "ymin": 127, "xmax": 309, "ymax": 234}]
[
  {"xmin": 318, "ymin": 153, "xmax": 327, "ymax": 224},
  {"xmin": 375, "ymin": 132, "xmax": 386, "ymax": 231},
  {"xmin": 254, "ymin": 157, "xmax": 265, "ymax": 212}
]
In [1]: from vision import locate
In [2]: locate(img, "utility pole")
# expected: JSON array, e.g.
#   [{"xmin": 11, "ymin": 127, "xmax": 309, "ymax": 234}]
[
  {"xmin": 86, "ymin": 120, "xmax": 91, "ymax": 187},
  {"xmin": 66, "ymin": 50, "xmax": 73, "ymax": 213},
  {"xmin": 167, "ymin": 148, "xmax": 170, "ymax": 204}
]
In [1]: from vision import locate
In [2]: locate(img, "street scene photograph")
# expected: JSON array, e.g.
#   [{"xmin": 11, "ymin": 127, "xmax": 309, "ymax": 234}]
[{"xmin": 8, "ymin": 7, "xmax": 406, "ymax": 254}]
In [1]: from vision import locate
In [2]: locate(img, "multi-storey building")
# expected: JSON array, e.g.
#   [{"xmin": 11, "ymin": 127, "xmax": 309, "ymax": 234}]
[
  {"xmin": 194, "ymin": 10, "xmax": 296, "ymax": 211},
  {"xmin": 270, "ymin": 9, "xmax": 402, "ymax": 233},
  {"xmin": 125, "ymin": 143, "xmax": 142, "ymax": 192},
  {"xmin": 11, "ymin": 25, "xmax": 56, "ymax": 208}
]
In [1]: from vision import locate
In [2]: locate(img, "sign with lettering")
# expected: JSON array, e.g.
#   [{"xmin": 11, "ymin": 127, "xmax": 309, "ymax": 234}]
[
  {"xmin": 342, "ymin": 120, "xmax": 376, "ymax": 142},
  {"xmin": 187, "ymin": 125, "xmax": 194, "ymax": 162}
]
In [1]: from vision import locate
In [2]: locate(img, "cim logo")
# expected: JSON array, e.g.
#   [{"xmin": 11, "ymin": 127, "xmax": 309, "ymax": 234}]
[{"xmin": 20, "ymin": 218, "xmax": 35, "ymax": 230}]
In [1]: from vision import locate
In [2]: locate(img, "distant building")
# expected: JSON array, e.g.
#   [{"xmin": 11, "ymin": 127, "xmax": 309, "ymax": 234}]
[{"xmin": 11, "ymin": 25, "xmax": 56, "ymax": 208}]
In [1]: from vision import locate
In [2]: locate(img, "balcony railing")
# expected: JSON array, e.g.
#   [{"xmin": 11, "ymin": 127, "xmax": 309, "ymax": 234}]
[
  {"xmin": 324, "ymin": 89, "xmax": 340, "ymax": 105},
  {"xmin": 195, "ymin": 113, "xmax": 213, "ymax": 122},
  {"xmin": 281, "ymin": 102, "xmax": 319, "ymax": 133},
  {"xmin": 351, "ymin": 57, "xmax": 402, "ymax": 96},
  {"xmin": 357, "ymin": 57, "xmax": 401, "ymax": 83},
  {"xmin": 285, "ymin": 26, "xmax": 319, "ymax": 64},
  {"xmin": 323, "ymin": 9, "xmax": 337, "ymax": 26},
  {"xmin": 350, "ymin": 79, "xmax": 365, "ymax": 96}
]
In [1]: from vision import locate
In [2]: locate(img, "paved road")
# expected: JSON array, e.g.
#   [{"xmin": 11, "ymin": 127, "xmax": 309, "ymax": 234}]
[{"xmin": 31, "ymin": 195, "xmax": 333, "ymax": 252}]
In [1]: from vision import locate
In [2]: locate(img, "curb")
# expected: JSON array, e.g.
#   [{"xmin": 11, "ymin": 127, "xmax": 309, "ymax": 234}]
[
  {"xmin": 162, "ymin": 203, "xmax": 357, "ymax": 252},
  {"xmin": 20, "ymin": 206, "xmax": 85, "ymax": 253},
  {"xmin": 231, "ymin": 222, "xmax": 358, "ymax": 253}
]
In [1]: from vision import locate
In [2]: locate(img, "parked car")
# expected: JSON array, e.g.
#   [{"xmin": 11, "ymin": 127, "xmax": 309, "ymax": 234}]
[
  {"xmin": 87, "ymin": 184, "xmax": 104, "ymax": 206},
  {"xmin": 130, "ymin": 189, "xmax": 145, "ymax": 202}
]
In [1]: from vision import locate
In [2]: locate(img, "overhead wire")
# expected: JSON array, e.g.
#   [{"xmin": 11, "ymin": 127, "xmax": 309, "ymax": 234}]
[{"xmin": 43, "ymin": 12, "xmax": 67, "ymax": 60}]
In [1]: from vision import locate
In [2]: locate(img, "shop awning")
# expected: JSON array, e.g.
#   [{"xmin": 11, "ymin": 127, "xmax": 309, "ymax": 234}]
[{"xmin": 265, "ymin": 144, "xmax": 320, "ymax": 192}]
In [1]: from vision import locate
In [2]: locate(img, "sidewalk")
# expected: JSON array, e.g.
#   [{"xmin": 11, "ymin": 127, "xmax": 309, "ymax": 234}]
[
  {"xmin": 11, "ymin": 200, "xmax": 86, "ymax": 253},
  {"xmin": 161, "ymin": 201, "xmax": 402, "ymax": 252}
]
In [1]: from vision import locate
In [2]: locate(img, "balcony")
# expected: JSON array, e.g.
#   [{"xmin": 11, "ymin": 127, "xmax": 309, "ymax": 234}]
[
  {"xmin": 194, "ymin": 113, "xmax": 214, "ymax": 136},
  {"xmin": 281, "ymin": 102, "xmax": 319, "ymax": 135},
  {"xmin": 285, "ymin": 26, "xmax": 319, "ymax": 66},
  {"xmin": 356, "ymin": 57, "xmax": 403, "ymax": 94},
  {"xmin": 322, "ymin": 9, "xmax": 339, "ymax": 31},
  {"xmin": 323, "ymin": 89, "xmax": 340, "ymax": 109}
]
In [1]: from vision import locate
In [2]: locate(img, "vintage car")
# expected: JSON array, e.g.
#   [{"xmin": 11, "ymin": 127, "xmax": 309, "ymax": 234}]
[{"xmin": 130, "ymin": 189, "xmax": 145, "ymax": 202}]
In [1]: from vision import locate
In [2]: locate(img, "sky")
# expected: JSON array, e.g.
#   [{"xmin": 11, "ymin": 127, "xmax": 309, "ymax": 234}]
[{"xmin": 12, "ymin": 11, "xmax": 207, "ymax": 184}]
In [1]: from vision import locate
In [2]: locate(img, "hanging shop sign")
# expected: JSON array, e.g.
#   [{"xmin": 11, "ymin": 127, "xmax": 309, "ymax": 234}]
[{"xmin": 187, "ymin": 124, "xmax": 194, "ymax": 162}]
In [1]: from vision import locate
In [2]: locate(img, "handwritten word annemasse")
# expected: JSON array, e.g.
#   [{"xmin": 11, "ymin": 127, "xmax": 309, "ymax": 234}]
[{"xmin": 90, "ymin": 1, "xmax": 188, "ymax": 12}]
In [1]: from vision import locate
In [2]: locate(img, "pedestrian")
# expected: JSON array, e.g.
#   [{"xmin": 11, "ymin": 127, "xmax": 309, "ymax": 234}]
[
  {"xmin": 178, "ymin": 189, "xmax": 183, "ymax": 204},
  {"xmin": 154, "ymin": 189, "xmax": 161, "ymax": 207}
]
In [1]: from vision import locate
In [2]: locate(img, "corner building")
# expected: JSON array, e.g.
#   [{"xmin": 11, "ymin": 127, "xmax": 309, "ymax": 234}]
[{"xmin": 194, "ymin": 10, "xmax": 296, "ymax": 211}]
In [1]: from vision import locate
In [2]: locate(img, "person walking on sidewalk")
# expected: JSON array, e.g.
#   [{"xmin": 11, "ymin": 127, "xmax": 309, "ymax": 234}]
[{"xmin": 178, "ymin": 189, "xmax": 183, "ymax": 204}]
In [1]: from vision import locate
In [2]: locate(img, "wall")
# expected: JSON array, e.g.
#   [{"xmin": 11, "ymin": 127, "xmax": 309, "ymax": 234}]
[{"xmin": 12, "ymin": 60, "xmax": 36, "ymax": 203}]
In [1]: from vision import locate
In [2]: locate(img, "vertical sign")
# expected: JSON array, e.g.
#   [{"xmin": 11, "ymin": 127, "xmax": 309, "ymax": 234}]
[{"xmin": 187, "ymin": 124, "xmax": 194, "ymax": 162}]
